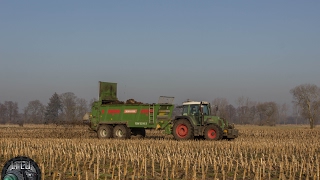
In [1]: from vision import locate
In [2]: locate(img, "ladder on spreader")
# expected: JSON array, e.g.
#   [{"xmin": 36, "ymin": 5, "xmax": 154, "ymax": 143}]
[{"xmin": 149, "ymin": 104, "xmax": 154, "ymax": 124}]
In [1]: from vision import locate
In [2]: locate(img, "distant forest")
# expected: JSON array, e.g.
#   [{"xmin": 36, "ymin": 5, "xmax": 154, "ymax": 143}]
[{"xmin": 0, "ymin": 83, "xmax": 319, "ymax": 128}]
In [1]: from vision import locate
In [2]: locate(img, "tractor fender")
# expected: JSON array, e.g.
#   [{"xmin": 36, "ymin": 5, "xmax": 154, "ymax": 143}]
[
  {"xmin": 205, "ymin": 118, "xmax": 224, "ymax": 128},
  {"xmin": 173, "ymin": 116, "xmax": 196, "ymax": 128}
]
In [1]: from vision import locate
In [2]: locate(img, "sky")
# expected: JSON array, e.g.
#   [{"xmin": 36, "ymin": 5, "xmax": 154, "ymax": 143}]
[{"xmin": 0, "ymin": 1, "xmax": 319, "ymax": 112}]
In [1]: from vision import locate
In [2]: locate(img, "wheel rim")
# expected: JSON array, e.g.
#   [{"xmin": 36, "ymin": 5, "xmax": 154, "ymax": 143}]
[
  {"xmin": 207, "ymin": 129, "xmax": 217, "ymax": 139},
  {"xmin": 100, "ymin": 129, "xmax": 107, "ymax": 137},
  {"xmin": 116, "ymin": 129, "xmax": 124, "ymax": 137},
  {"xmin": 176, "ymin": 124, "xmax": 188, "ymax": 138}
]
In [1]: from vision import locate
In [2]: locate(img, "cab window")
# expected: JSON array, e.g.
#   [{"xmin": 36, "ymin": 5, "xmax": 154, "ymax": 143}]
[
  {"xmin": 190, "ymin": 105, "xmax": 199, "ymax": 115},
  {"xmin": 201, "ymin": 105, "xmax": 209, "ymax": 115},
  {"xmin": 182, "ymin": 105, "xmax": 188, "ymax": 115}
]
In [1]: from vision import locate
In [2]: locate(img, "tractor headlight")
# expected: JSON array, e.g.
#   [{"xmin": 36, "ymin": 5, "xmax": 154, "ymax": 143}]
[{"xmin": 223, "ymin": 129, "xmax": 228, "ymax": 134}]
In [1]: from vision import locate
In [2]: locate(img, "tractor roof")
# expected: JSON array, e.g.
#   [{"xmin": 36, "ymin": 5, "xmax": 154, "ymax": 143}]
[{"xmin": 182, "ymin": 101, "xmax": 209, "ymax": 105}]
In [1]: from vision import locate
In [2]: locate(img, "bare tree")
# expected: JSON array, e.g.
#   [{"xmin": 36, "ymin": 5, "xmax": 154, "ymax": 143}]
[
  {"xmin": 256, "ymin": 102, "xmax": 278, "ymax": 126},
  {"xmin": 89, "ymin": 98, "xmax": 98, "ymax": 108},
  {"xmin": 212, "ymin": 98, "xmax": 228, "ymax": 118},
  {"xmin": 292, "ymin": 104, "xmax": 305, "ymax": 125},
  {"xmin": 0, "ymin": 103, "xmax": 7, "ymax": 124},
  {"xmin": 280, "ymin": 103, "xmax": 289, "ymax": 125},
  {"xmin": 290, "ymin": 84, "xmax": 320, "ymax": 129},
  {"xmin": 76, "ymin": 98, "xmax": 88, "ymax": 122},
  {"xmin": 236, "ymin": 96, "xmax": 256, "ymax": 124},
  {"xmin": 24, "ymin": 100, "xmax": 45, "ymax": 124},
  {"xmin": 236, "ymin": 96, "xmax": 246, "ymax": 124},
  {"xmin": 249, "ymin": 105, "xmax": 258, "ymax": 124},
  {"xmin": 225, "ymin": 104, "xmax": 237, "ymax": 123},
  {"xmin": 60, "ymin": 92, "xmax": 77, "ymax": 124},
  {"xmin": 0, "ymin": 101, "xmax": 19, "ymax": 124}
]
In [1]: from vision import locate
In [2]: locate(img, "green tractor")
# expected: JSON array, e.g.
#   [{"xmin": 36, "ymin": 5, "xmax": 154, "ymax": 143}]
[{"xmin": 171, "ymin": 100, "xmax": 238, "ymax": 140}]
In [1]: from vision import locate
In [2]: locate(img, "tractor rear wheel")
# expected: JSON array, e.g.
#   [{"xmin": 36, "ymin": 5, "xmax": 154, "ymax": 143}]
[
  {"xmin": 97, "ymin": 125, "xmax": 113, "ymax": 139},
  {"xmin": 113, "ymin": 125, "xmax": 130, "ymax": 139},
  {"xmin": 204, "ymin": 124, "xmax": 223, "ymax": 140},
  {"xmin": 172, "ymin": 119, "xmax": 194, "ymax": 140}
]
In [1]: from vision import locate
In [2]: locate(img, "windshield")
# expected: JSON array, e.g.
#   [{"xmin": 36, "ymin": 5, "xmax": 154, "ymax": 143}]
[
  {"xmin": 182, "ymin": 105, "xmax": 199, "ymax": 115},
  {"xmin": 190, "ymin": 105, "xmax": 199, "ymax": 115}
]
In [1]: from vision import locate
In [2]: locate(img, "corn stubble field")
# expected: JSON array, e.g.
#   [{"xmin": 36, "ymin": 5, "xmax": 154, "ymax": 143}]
[{"xmin": 0, "ymin": 125, "xmax": 320, "ymax": 180}]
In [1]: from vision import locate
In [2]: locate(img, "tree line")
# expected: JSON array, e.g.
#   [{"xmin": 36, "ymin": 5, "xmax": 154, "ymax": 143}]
[
  {"xmin": 0, "ymin": 92, "xmax": 95, "ymax": 126},
  {"xmin": 209, "ymin": 97, "xmax": 289, "ymax": 126},
  {"xmin": 209, "ymin": 84, "xmax": 320, "ymax": 129},
  {"xmin": 0, "ymin": 83, "xmax": 319, "ymax": 128}
]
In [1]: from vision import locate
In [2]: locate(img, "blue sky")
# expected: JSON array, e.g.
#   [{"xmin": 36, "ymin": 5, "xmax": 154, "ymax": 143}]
[{"xmin": 0, "ymin": 1, "xmax": 319, "ymax": 111}]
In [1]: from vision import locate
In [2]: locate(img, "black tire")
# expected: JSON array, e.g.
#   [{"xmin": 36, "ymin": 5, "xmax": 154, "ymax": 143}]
[
  {"xmin": 172, "ymin": 119, "xmax": 194, "ymax": 140},
  {"xmin": 131, "ymin": 128, "xmax": 146, "ymax": 138},
  {"xmin": 204, "ymin": 124, "xmax": 223, "ymax": 141},
  {"xmin": 97, "ymin": 125, "xmax": 113, "ymax": 139},
  {"xmin": 113, "ymin": 125, "xmax": 130, "ymax": 139}
]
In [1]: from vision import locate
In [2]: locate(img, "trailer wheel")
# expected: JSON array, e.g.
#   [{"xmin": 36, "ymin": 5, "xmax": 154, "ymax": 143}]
[
  {"xmin": 172, "ymin": 119, "xmax": 194, "ymax": 140},
  {"xmin": 97, "ymin": 125, "xmax": 113, "ymax": 139},
  {"xmin": 132, "ymin": 128, "xmax": 146, "ymax": 138},
  {"xmin": 113, "ymin": 125, "xmax": 130, "ymax": 139},
  {"xmin": 204, "ymin": 124, "xmax": 223, "ymax": 141}
]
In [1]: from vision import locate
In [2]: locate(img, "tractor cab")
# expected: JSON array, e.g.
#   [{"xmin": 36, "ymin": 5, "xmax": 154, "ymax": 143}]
[
  {"xmin": 181, "ymin": 101, "xmax": 213, "ymax": 126},
  {"xmin": 182, "ymin": 101, "xmax": 210, "ymax": 116}
]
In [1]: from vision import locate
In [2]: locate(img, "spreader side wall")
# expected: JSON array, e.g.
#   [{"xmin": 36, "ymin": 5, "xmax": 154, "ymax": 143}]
[{"xmin": 90, "ymin": 103, "xmax": 174, "ymax": 131}]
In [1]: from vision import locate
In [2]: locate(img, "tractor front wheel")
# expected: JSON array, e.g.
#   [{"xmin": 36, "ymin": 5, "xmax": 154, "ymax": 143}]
[
  {"xmin": 204, "ymin": 124, "xmax": 223, "ymax": 141},
  {"xmin": 172, "ymin": 119, "xmax": 194, "ymax": 140}
]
